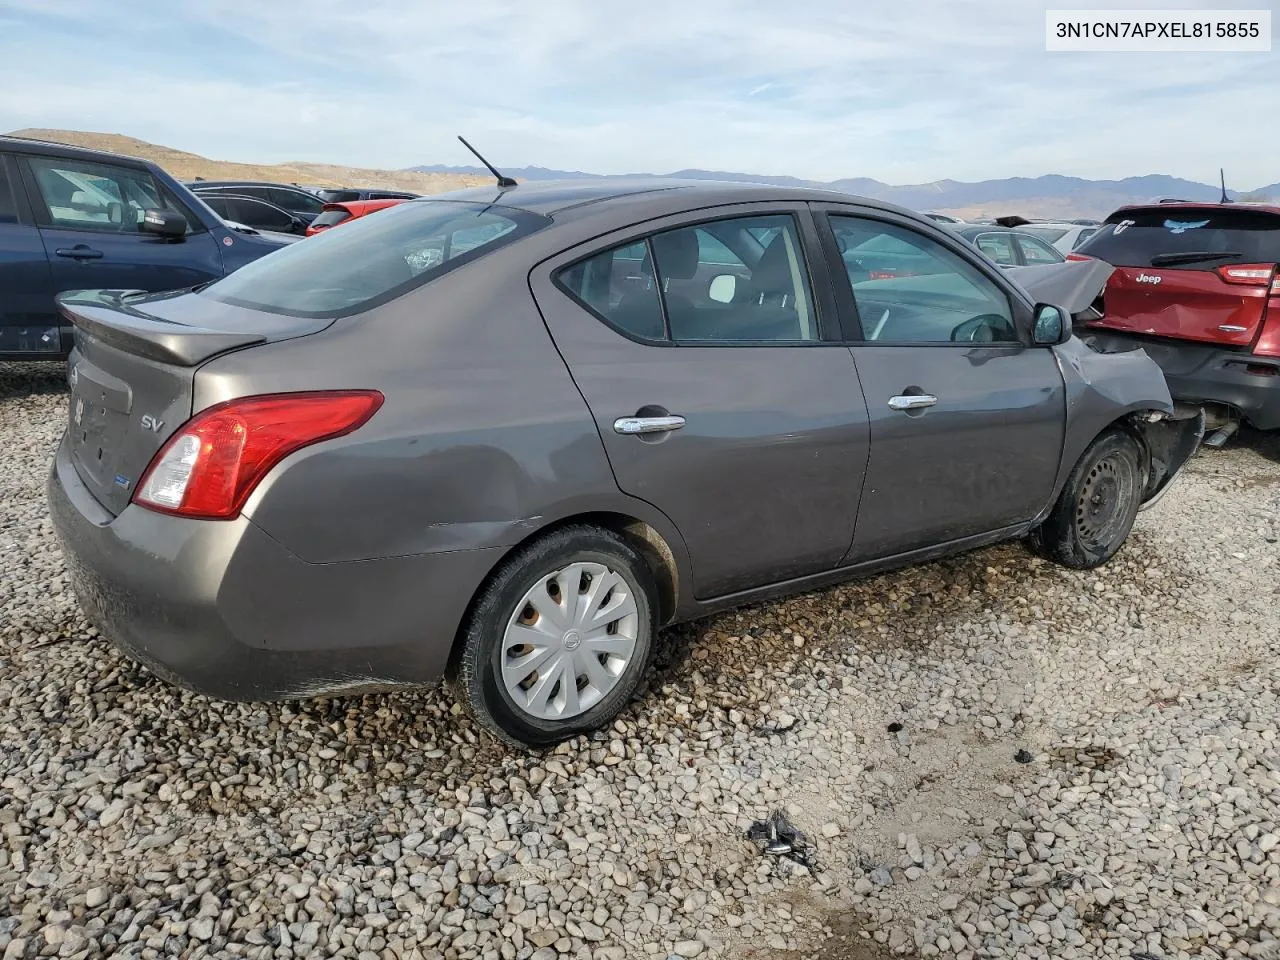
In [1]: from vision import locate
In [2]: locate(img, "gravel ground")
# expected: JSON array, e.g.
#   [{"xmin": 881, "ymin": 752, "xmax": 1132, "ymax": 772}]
[{"xmin": 1, "ymin": 359, "xmax": 1278, "ymax": 960}]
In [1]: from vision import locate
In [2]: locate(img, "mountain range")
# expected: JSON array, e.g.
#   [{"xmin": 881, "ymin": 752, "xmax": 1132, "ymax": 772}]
[{"xmin": 412, "ymin": 163, "xmax": 1279, "ymax": 220}]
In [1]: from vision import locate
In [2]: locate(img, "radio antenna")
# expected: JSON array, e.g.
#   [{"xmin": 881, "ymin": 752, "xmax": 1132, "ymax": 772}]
[{"xmin": 458, "ymin": 136, "xmax": 517, "ymax": 188}]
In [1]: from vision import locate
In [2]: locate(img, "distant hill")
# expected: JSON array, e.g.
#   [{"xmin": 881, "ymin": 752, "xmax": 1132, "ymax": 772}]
[
  {"xmin": 412, "ymin": 163, "xmax": 1275, "ymax": 219},
  {"xmin": 8, "ymin": 129, "xmax": 487, "ymax": 194}
]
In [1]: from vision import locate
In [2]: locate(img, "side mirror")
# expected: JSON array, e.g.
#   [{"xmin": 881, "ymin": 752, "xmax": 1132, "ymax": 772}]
[
  {"xmin": 140, "ymin": 208, "xmax": 187, "ymax": 240},
  {"xmin": 708, "ymin": 274, "xmax": 737, "ymax": 304},
  {"xmin": 1033, "ymin": 303, "xmax": 1071, "ymax": 345}
]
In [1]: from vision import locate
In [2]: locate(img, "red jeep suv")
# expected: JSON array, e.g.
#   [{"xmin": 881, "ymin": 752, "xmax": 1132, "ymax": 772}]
[{"xmin": 1072, "ymin": 203, "xmax": 1280, "ymax": 438}]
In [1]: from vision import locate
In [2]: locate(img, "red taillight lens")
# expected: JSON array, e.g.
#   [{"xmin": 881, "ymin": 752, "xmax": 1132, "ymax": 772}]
[
  {"xmin": 1217, "ymin": 263, "xmax": 1276, "ymax": 285},
  {"xmin": 133, "ymin": 391, "xmax": 384, "ymax": 519},
  {"xmin": 1066, "ymin": 253, "xmax": 1093, "ymax": 262}
]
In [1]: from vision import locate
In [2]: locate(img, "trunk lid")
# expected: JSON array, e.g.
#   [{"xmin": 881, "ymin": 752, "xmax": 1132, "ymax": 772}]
[
  {"xmin": 1076, "ymin": 205, "xmax": 1280, "ymax": 347},
  {"xmin": 59, "ymin": 288, "xmax": 331, "ymax": 516}
]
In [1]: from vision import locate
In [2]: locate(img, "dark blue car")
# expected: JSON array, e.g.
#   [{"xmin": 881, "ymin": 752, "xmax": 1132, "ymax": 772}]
[{"xmin": 0, "ymin": 135, "xmax": 291, "ymax": 359}]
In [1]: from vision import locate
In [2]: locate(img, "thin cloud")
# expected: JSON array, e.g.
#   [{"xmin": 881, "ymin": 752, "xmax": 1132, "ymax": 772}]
[{"xmin": 0, "ymin": 0, "xmax": 1273, "ymax": 186}]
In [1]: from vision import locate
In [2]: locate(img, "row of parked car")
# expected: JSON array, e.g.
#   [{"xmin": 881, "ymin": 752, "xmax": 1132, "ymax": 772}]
[{"xmin": 185, "ymin": 178, "xmax": 418, "ymax": 237}]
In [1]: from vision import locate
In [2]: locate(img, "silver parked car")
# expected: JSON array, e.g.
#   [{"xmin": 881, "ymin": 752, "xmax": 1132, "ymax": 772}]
[{"xmin": 48, "ymin": 180, "xmax": 1203, "ymax": 747}]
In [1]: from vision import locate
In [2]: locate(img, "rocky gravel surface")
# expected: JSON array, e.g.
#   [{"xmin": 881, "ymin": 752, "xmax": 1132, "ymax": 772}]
[{"xmin": 1, "ymin": 359, "xmax": 1278, "ymax": 960}]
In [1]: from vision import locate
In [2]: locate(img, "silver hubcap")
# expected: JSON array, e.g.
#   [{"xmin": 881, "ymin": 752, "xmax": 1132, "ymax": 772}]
[{"xmin": 501, "ymin": 561, "xmax": 640, "ymax": 721}]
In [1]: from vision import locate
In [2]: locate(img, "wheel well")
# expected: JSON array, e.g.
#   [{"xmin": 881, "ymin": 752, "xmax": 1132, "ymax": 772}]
[{"xmin": 443, "ymin": 511, "xmax": 681, "ymax": 677}]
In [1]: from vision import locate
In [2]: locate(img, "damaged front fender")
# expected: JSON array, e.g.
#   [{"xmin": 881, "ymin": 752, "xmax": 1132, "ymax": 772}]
[{"xmin": 1049, "ymin": 337, "xmax": 1204, "ymax": 515}]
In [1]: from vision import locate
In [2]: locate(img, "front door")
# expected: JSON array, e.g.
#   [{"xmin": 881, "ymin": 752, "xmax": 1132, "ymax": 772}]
[
  {"xmin": 20, "ymin": 153, "xmax": 225, "ymax": 301},
  {"xmin": 532, "ymin": 206, "xmax": 870, "ymax": 599},
  {"xmin": 822, "ymin": 209, "xmax": 1066, "ymax": 561}
]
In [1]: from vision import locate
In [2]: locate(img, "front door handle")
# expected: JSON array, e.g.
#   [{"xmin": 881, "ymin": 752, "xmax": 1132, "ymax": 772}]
[
  {"xmin": 55, "ymin": 246, "xmax": 104, "ymax": 260},
  {"xmin": 614, "ymin": 415, "xmax": 686, "ymax": 435},
  {"xmin": 888, "ymin": 394, "xmax": 937, "ymax": 411}
]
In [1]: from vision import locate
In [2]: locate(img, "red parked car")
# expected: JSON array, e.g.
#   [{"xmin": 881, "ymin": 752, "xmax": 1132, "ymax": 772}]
[
  {"xmin": 306, "ymin": 198, "xmax": 408, "ymax": 236},
  {"xmin": 1071, "ymin": 202, "xmax": 1280, "ymax": 440}
]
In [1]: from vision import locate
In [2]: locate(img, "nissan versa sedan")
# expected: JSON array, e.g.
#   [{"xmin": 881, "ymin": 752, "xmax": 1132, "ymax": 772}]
[{"xmin": 48, "ymin": 180, "xmax": 1203, "ymax": 748}]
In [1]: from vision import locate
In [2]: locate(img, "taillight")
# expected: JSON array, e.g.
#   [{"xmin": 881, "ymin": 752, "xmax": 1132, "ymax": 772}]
[
  {"xmin": 133, "ymin": 391, "xmax": 384, "ymax": 519},
  {"xmin": 1216, "ymin": 263, "xmax": 1275, "ymax": 286},
  {"xmin": 1065, "ymin": 253, "xmax": 1094, "ymax": 262}
]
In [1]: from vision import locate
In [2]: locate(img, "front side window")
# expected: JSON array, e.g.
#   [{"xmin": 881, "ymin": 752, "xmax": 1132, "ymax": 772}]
[
  {"xmin": 558, "ymin": 214, "xmax": 819, "ymax": 343},
  {"xmin": 269, "ymin": 187, "xmax": 323, "ymax": 215},
  {"xmin": 237, "ymin": 198, "xmax": 293, "ymax": 230},
  {"xmin": 29, "ymin": 156, "xmax": 186, "ymax": 233},
  {"xmin": 202, "ymin": 200, "xmax": 545, "ymax": 317},
  {"xmin": 829, "ymin": 215, "xmax": 1016, "ymax": 343}
]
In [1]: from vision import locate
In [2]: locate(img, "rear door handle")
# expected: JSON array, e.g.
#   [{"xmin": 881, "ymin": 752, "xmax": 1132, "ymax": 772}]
[
  {"xmin": 55, "ymin": 246, "xmax": 104, "ymax": 260},
  {"xmin": 888, "ymin": 394, "xmax": 937, "ymax": 411},
  {"xmin": 613, "ymin": 415, "xmax": 686, "ymax": 435},
  {"xmin": 1217, "ymin": 324, "xmax": 1248, "ymax": 334}
]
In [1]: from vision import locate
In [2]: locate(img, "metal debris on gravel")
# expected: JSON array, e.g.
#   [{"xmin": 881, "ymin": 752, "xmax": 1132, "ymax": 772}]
[{"xmin": 1, "ymin": 359, "xmax": 1279, "ymax": 960}]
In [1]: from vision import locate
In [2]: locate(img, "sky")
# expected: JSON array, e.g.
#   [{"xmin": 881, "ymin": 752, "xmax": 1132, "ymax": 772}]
[{"xmin": 0, "ymin": 0, "xmax": 1275, "ymax": 187}]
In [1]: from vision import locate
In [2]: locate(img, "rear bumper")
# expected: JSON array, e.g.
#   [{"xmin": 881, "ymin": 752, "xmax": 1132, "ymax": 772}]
[
  {"xmin": 47, "ymin": 435, "xmax": 501, "ymax": 700},
  {"xmin": 1079, "ymin": 329, "xmax": 1280, "ymax": 431}
]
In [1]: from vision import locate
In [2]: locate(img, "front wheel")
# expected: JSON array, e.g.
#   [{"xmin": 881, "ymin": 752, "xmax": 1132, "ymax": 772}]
[
  {"xmin": 457, "ymin": 526, "xmax": 658, "ymax": 749},
  {"xmin": 1030, "ymin": 429, "xmax": 1145, "ymax": 569}
]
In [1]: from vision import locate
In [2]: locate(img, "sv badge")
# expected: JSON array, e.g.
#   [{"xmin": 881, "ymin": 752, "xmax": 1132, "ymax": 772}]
[{"xmin": 140, "ymin": 414, "xmax": 165, "ymax": 433}]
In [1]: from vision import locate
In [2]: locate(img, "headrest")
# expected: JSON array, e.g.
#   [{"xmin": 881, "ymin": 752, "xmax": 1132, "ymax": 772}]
[{"xmin": 652, "ymin": 229, "xmax": 699, "ymax": 280}]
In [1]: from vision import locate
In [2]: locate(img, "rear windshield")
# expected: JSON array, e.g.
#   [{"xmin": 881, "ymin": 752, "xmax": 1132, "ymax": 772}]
[
  {"xmin": 202, "ymin": 200, "xmax": 548, "ymax": 318},
  {"xmin": 310, "ymin": 208, "xmax": 352, "ymax": 229},
  {"xmin": 317, "ymin": 189, "xmax": 361, "ymax": 203},
  {"xmin": 1077, "ymin": 208, "xmax": 1280, "ymax": 269}
]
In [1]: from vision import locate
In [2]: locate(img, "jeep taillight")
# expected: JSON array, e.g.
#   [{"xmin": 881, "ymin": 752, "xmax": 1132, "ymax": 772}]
[
  {"xmin": 1216, "ymin": 263, "xmax": 1276, "ymax": 286},
  {"xmin": 133, "ymin": 391, "xmax": 384, "ymax": 519}
]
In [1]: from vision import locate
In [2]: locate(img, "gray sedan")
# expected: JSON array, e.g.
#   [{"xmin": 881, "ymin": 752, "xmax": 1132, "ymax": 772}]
[{"xmin": 48, "ymin": 179, "xmax": 1203, "ymax": 748}]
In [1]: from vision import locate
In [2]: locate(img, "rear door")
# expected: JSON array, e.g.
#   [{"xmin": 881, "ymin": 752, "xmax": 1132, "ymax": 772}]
[
  {"xmin": 819, "ymin": 208, "xmax": 1065, "ymax": 560},
  {"xmin": 531, "ymin": 204, "xmax": 870, "ymax": 600},
  {"xmin": 20, "ymin": 153, "xmax": 226, "ymax": 300},
  {"xmin": 0, "ymin": 152, "xmax": 59, "ymax": 355},
  {"xmin": 1077, "ymin": 206, "xmax": 1280, "ymax": 347}
]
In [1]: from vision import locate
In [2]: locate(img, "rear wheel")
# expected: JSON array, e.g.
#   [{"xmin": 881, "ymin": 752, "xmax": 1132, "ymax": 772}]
[
  {"xmin": 1031, "ymin": 429, "xmax": 1145, "ymax": 569},
  {"xmin": 457, "ymin": 526, "xmax": 657, "ymax": 748}
]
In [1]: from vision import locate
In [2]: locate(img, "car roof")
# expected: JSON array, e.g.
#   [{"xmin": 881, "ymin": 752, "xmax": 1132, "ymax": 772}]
[
  {"xmin": 421, "ymin": 177, "xmax": 933, "ymax": 222},
  {"xmin": 1110, "ymin": 201, "xmax": 1280, "ymax": 219},
  {"xmin": 189, "ymin": 180, "xmax": 315, "ymax": 191},
  {"xmin": 325, "ymin": 199, "xmax": 408, "ymax": 214},
  {"xmin": 0, "ymin": 133, "xmax": 157, "ymax": 169}
]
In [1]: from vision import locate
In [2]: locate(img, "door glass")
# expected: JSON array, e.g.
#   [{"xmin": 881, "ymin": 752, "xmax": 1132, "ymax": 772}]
[
  {"xmin": 269, "ymin": 187, "xmax": 323, "ymax": 214},
  {"xmin": 1018, "ymin": 234, "xmax": 1064, "ymax": 264},
  {"xmin": 651, "ymin": 214, "xmax": 816, "ymax": 342},
  {"xmin": 829, "ymin": 215, "xmax": 1016, "ymax": 343},
  {"xmin": 973, "ymin": 232, "xmax": 1018, "ymax": 265},
  {"xmin": 0, "ymin": 158, "xmax": 16, "ymax": 223},
  {"xmin": 557, "ymin": 241, "xmax": 665, "ymax": 341},
  {"xmin": 29, "ymin": 156, "xmax": 183, "ymax": 233},
  {"xmin": 246, "ymin": 200, "xmax": 293, "ymax": 230}
]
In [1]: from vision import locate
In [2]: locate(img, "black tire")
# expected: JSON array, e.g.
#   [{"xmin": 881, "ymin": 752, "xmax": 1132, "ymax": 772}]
[
  {"xmin": 457, "ymin": 525, "xmax": 658, "ymax": 749},
  {"xmin": 1031, "ymin": 429, "xmax": 1146, "ymax": 570}
]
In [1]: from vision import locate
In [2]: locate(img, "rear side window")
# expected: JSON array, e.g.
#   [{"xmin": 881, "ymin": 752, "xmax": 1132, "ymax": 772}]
[
  {"xmin": 0, "ymin": 157, "xmax": 17, "ymax": 224},
  {"xmin": 974, "ymin": 233, "xmax": 1017, "ymax": 265},
  {"xmin": 202, "ymin": 200, "xmax": 546, "ymax": 318},
  {"xmin": 310, "ymin": 207, "xmax": 352, "ymax": 230},
  {"xmin": 1078, "ymin": 208, "xmax": 1280, "ymax": 268},
  {"xmin": 1072, "ymin": 228, "xmax": 1097, "ymax": 249},
  {"xmin": 1017, "ymin": 234, "xmax": 1064, "ymax": 264},
  {"xmin": 1022, "ymin": 226, "xmax": 1068, "ymax": 243},
  {"xmin": 558, "ymin": 214, "xmax": 818, "ymax": 343}
]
